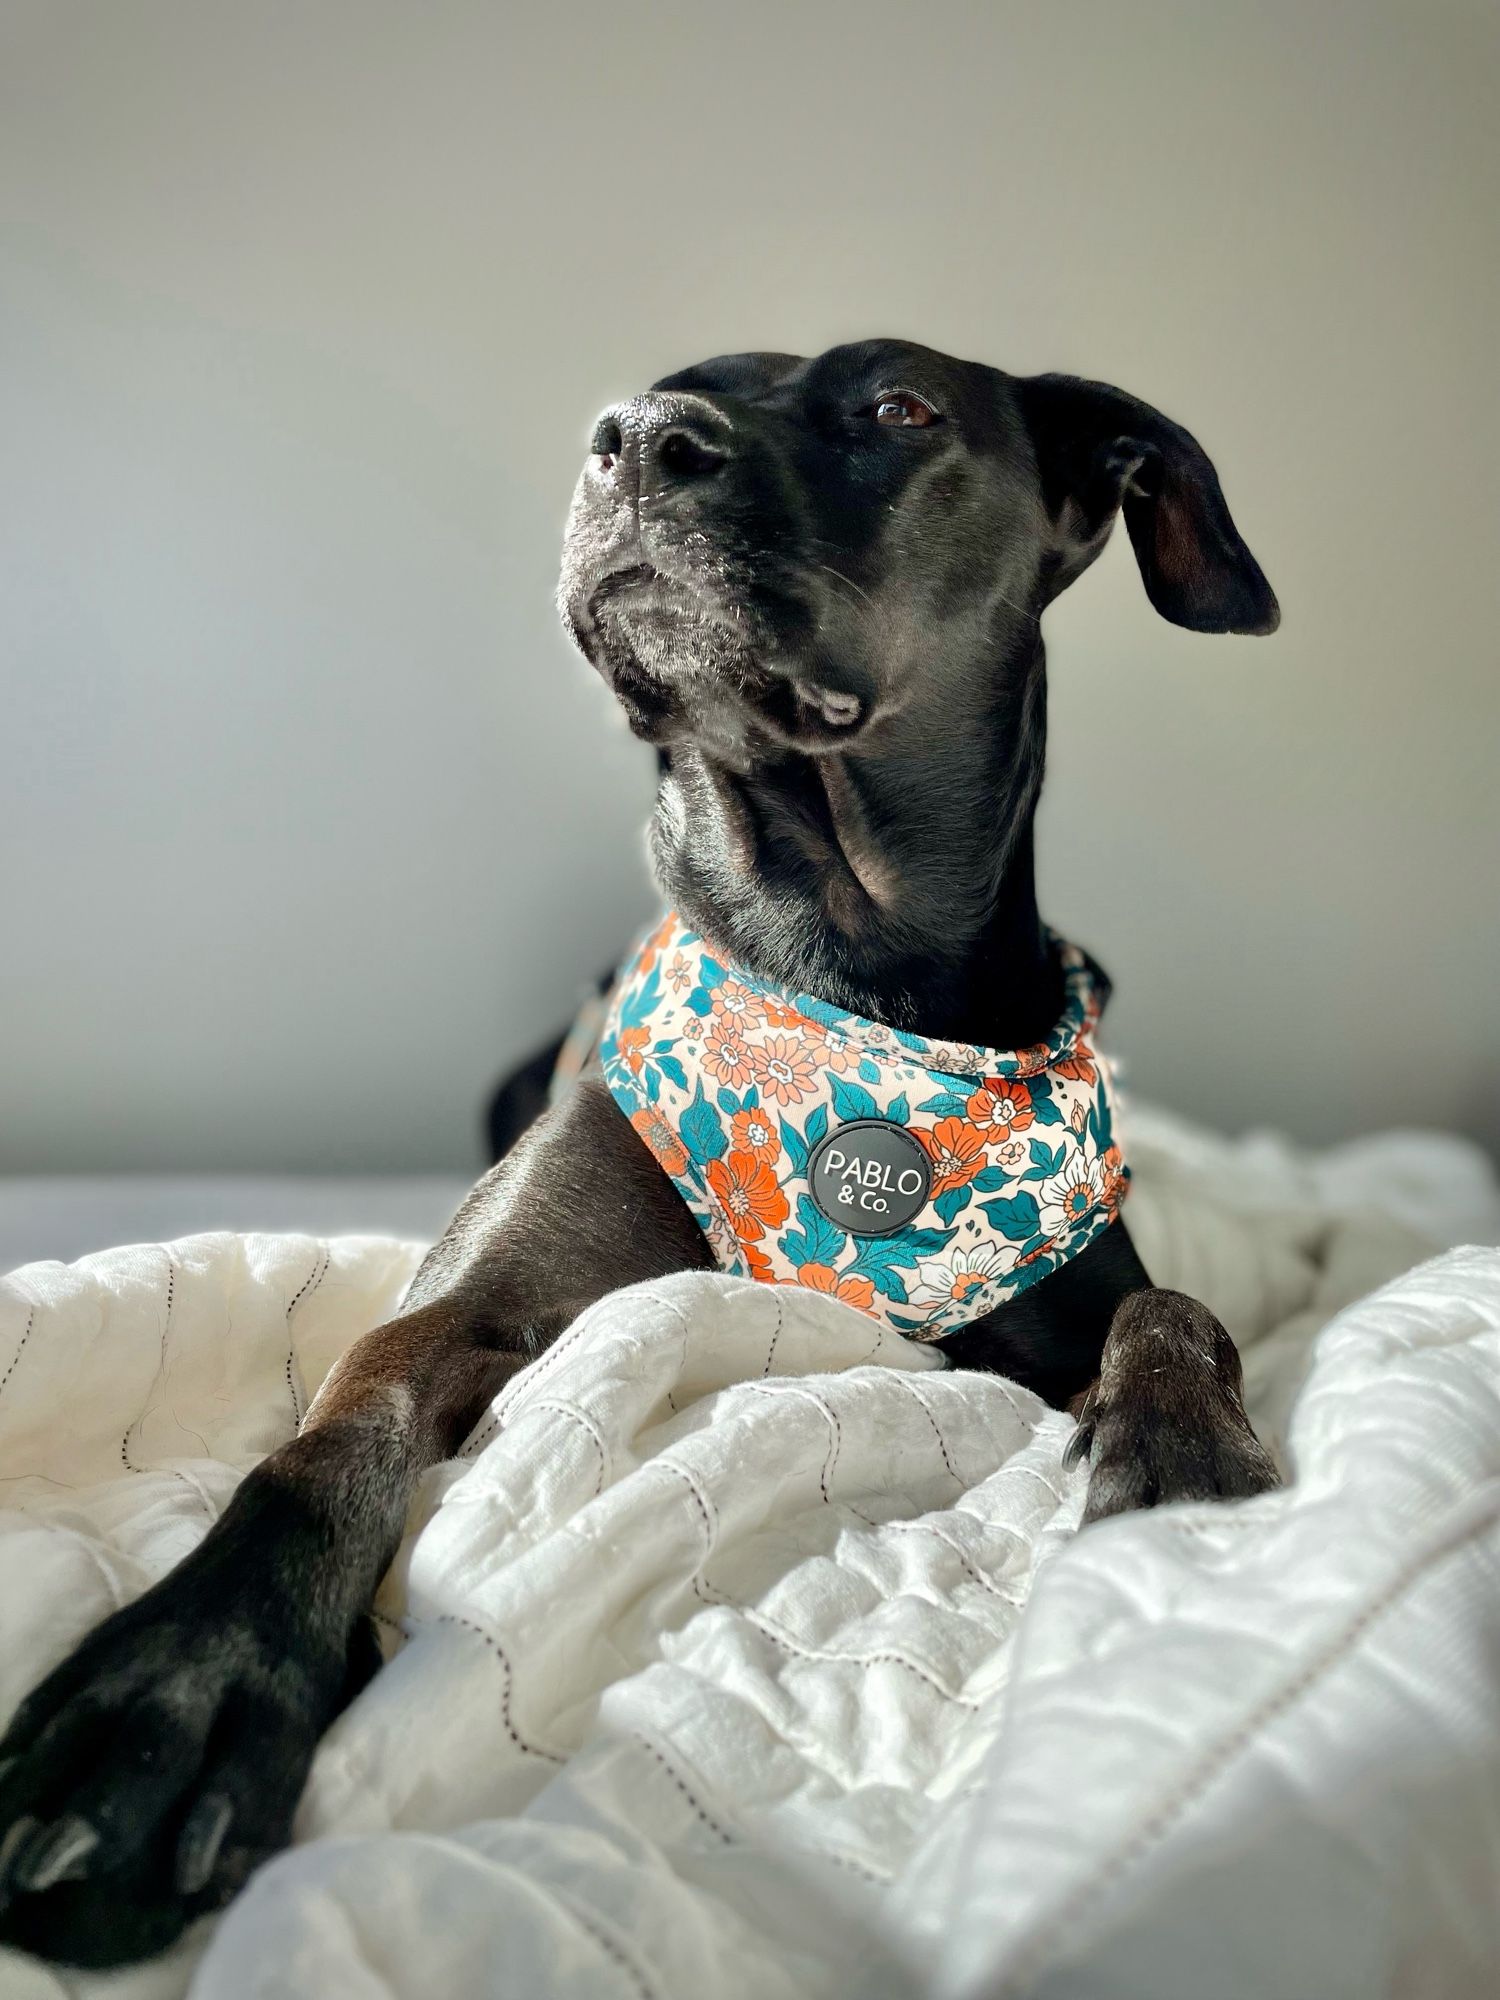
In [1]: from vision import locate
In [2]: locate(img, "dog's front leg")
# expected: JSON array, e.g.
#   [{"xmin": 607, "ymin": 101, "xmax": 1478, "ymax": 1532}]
[
  {"xmin": 0, "ymin": 1080, "xmax": 707, "ymax": 1967},
  {"xmin": 1067, "ymin": 1286, "xmax": 1280, "ymax": 1525}
]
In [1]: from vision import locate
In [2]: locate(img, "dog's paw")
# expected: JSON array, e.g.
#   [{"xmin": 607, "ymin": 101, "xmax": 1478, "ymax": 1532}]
[
  {"xmin": 1069, "ymin": 1388, "xmax": 1280, "ymax": 1526},
  {"xmin": 1065, "ymin": 1286, "xmax": 1281, "ymax": 1528},
  {"xmin": 0, "ymin": 1557, "xmax": 354, "ymax": 1967}
]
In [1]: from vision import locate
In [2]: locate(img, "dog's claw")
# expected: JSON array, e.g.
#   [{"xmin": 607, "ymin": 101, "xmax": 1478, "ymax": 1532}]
[
  {"xmin": 1062, "ymin": 1389, "xmax": 1097, "ymax": 1470},
  {"xmin": 1062, "ymin": 1421, "xmax": 1093, "ymax": 1471},
  {"xmin": 175, "ymin": 1794, "xmax": 234, "ymax": 1897},
  {"xmin": 0, "ymin": 1814, "xmax": 42, "ymax": 1911},
  {"xmin": 13, "ymin": 1815, "xmax": 99, "ymax": 1893}
]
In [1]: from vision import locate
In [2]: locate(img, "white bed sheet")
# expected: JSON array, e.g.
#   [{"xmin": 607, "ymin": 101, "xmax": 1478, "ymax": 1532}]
[{"xmin": 0, "ymin": 1110, "xmax": 1497, "ymax": 1999}]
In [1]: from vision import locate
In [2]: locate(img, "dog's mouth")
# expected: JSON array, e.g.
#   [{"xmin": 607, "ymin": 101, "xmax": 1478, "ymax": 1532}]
[
  {"xmin": 569, "ymin": 552, "xmax": 873, "ymax": 751},
  {"xmin": 585, "ymin": 560, "xmax": 662, "ymax": 612}
]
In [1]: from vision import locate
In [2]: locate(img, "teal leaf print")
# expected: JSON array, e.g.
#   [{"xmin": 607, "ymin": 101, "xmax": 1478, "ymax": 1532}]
[
  {"xmin": 886, "ymin": 1092, "xmax": 910, "ymax": 1126},
  {"xmin": 857, "ymin": 1057, "xmax": 881, "ymax": 1085},
  {"xmin": 849, "ymin": 1240, "xmax": 914, "ymax": 1301},
  {"xmin": 980, "ymin": 1191, "xmax": 1042, "ymax": 1240},
  {"xmin": 849, "ymin": 1226, "xmax": 952, "ymax": 1301},
  {"xmin": 781, "ymin": 1191, "xmax": 845, "ymax": 1270},
  {"xmin": 804, "ymin": 1102, "xmax": 829, "ymax": 1147},
  {"xmin": 682, "ymin": 1084, "xmax": 727, "ymax": 1163},
  {"xmin": 830, "ymin": 1076, "xmax": 879, "ymax": 1122},
  {"xmin": 698, "ymin": 954, "xmax": 727, "ymax": 991},
  {"xmin": 1028, "ymin": 1076, "xmax": 1065, "ymax": 1127},
  {"xmin": 971, "ymin": 1163, "xmax": 1009, "ymax": 1193},
  {"xmin": 1021, "ymin": 1138, "xmax": 1067, "ymax": 1183},
  {"xmin": 618, "ymin": 965, "xmax": 663, "ymax": 1028},
  {"xmin": 655, "ymin": 1054, "xmax": 688, "ymax": 1091},
  {"xmin": 717, "ymin": 1088, "xmax": 741, "ymax": 1115},
  {"xmin": 916, "ymin": 1090, "xmax": 971, "ymax": 1118},
  {"xmin": 934, "ymin": 1184, "xmax": 972, "ymax": 1224}
]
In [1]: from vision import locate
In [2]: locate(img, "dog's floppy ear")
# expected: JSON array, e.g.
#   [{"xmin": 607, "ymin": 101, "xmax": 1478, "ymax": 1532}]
[{"xmin": 1017, "ymin": 373, "xmax": 1280, "ymax": 634}]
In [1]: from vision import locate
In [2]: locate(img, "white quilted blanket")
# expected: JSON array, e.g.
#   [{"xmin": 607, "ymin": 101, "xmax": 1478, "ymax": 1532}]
[{"xmin": 1, "ymin": 1111, "xmax": 1498, "ymax": 2000}]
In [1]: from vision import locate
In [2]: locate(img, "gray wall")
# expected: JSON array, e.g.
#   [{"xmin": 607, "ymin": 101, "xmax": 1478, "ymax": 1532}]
[{"xmin": 2, "ymin": 1, "xmax": 1496, "ymax": 1173}]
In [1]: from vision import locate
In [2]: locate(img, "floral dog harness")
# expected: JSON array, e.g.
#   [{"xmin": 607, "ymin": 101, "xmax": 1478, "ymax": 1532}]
[{"xmin": 598, "ymin": 912, "xmax": 1130, "ymax": 1340}]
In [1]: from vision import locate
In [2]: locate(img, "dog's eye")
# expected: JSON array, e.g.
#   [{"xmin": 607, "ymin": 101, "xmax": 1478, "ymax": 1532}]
[{"xmin": 871, "ymin": 392, "xmax": 937, "ymax": 428}]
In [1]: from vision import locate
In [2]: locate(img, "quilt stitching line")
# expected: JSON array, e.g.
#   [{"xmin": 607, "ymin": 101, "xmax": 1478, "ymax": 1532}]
[
  {"xmin": 991, "ymin": 1484, "xmax": 1500, "ymax": 1996},
  {"xmin": 876, "ymin": 1519, "xmax": 1029, "ymax": 1607},
  {"xmin": 760, "ymin": 1287, "xmax": 786, "ymax": 1376},
  {"xmin": 427, "ymin": 1612, "xmax": 566, "ymax": 1765},
  {"xmin": 650, "ymin": 1457, "xmax": 983, "ymax": 1704},
  {"xmin": 283, "ymin": 1244, "xmax": 329, "ymax": 1429},
  {"xmin": 121, "ymin": 1253, "xmax": 176, "ymax": 1476},
  {"xmin": 746, "ymin": 1380, "xmax": 846, "ymax": 1510},
  {"xmin": 894, "ymin": 1375, "xmax": 964, "ymax": 1486},
  {"xmin": 629, "ymin": 1730, "xmax": 735, "ymax": 1844},
  {"xmin": 650, "ymin": 1456, "xmax": 721, "ymax": 1602},
  {"xmin": 520, "ymin": 1396, "xmax": 612, "ymax": 1496},
  {"xmin": 0, "ymin": 1304, "xmax": 37, "ymax": 1403}
]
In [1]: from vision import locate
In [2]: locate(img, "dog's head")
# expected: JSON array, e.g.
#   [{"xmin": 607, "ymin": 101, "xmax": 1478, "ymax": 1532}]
[{"xmin": 558, "ymin": 339, "xmax": 1278, "ymax": 756}]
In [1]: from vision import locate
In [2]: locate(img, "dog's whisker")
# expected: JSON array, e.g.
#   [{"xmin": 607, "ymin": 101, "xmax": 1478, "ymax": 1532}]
[{"xmin": 814, "ymin": 562, "xmax": 875, "ymax": 611}]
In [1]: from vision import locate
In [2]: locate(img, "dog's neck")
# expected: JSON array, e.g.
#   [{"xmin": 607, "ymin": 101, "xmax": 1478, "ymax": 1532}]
[{"xmin": 649, "ymin": 634, "xmax": 1065, "ymax": 1051}]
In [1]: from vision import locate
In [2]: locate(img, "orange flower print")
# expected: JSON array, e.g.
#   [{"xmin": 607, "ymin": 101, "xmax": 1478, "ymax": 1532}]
[
  {"xmin": 1013, "ymin": 1043, "xmax": 1051, "ymax": 1077},
  {"xmin": 742, "ymin": 1238, "xmax": 775, "ymax": 1283},
  {"xmin": 666, "ymin": 952, "xmax": 693, "ymax": 994},
  {"xmin": 702, "ymin": 1018, "xmax": 755, "ymax": 1089},
  {"xmin": 1053, "ymin": 1040, "xmax": 1098, "ymax": 1085},
  {"xmin": 617, "ymin": 1026, "xmax": 650, "ymax": 1077},
  {"xmin": 629, "ymin": 1107, "xmax": 689, "ymax": 1177},
  {"xmin": 821, "ymin": 1037, "xmax": 861, "ymax": 1075},
  {"xmin": 637, "ymin": 912, "xmax": 675, "ymax": 974},
  {"xmin": 712, "ymin": 979, "xmax": 766, "ymax": 1031},
  {"xmin": 967, "ymin": 1077, "xmax": 1034, "ymax": 1139},
  {"xmin": 796, "ymin": 1262, "xmax": 876, "ymax": 1311},
  {"xmin": 1070, "ymin": 1100, "xmax": 1087, "ymax": 1135},
  {"xmin": 750, "ymin": 1033, "xmax": 819, "ymax": 1106},
  {"xmin": 761, "ymin": 996, "xmax": 805, "ymax": 1031},
  {"xmin": 997, "ymin": 1137, "xmax": 1027, "ymax": 1168},
  {"xmin": 706, "ymin": 1148, "xmax": 789, "ymax": 1241},
  {"xmin": 1101, "ymin": 1144, "xmax": 1127, "ymax": 1212},
  {"xmin": 916, "ymin": 1116, "xmax": 989, "ymax": 1196},
  {"xmin": 731, "ymin": 1106, "xmax": 780, "ymax": 1163}
]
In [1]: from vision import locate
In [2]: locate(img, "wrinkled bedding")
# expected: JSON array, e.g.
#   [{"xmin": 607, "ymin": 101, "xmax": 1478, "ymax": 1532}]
[{"xmin": 1, "ymin": 1109, "xmax": 1497, "ymax": 1999}]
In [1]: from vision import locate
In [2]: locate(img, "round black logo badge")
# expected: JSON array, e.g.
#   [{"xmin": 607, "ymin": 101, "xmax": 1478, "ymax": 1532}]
[{"xmin": 808, "ymin": 1119, "xmax": 932, "ymax": 1237}]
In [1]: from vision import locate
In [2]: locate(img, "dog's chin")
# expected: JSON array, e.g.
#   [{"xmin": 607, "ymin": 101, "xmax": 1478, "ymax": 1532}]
[
  {"xmin": 570, "ymin": 577, "xmax": 871, "ymax": 755},
  {"xmin": 598, "ymin": 644, "xmax": 872, "ymax": 756}
]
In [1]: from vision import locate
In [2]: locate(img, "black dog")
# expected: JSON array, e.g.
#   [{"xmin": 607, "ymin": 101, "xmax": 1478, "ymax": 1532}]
[{"xmin": 0, "ymin": 339, "xmax": 1280, "ymax": 1966}]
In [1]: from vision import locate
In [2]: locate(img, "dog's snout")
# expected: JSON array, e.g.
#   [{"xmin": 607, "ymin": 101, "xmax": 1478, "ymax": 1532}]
[
  {"xmin": 653, "ymin": 421, "xmax": 727, "ymax": 481},
  {"xmin": 590, "ymin": 395, "xmax": 732, "ymax": 493},
  {"xmin": 590, "ymin": 414, "xmax": 624, "ymax": 466}
]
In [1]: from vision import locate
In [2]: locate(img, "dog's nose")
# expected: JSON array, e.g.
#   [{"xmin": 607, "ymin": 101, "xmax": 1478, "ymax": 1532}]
[{"xmin": 590, "ymin": 395, "xmax": 732, "ymax": 493}]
